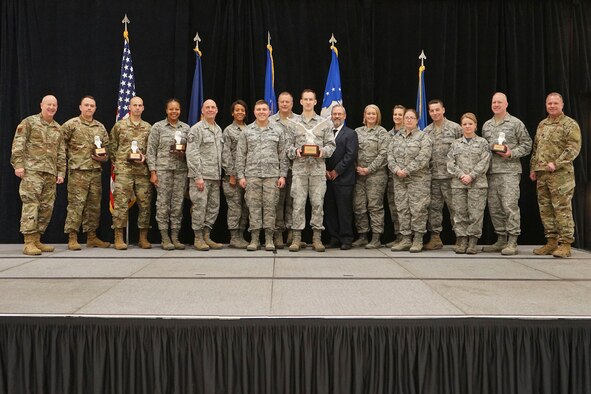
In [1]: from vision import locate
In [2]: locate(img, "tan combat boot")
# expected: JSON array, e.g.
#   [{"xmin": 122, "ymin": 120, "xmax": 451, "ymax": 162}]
[
  {"xmin": 193, "ymin": 230, "xmax": 210, "ymax": 251},
  {"xmin": 312, "ymin": 229, "xmax": 325, "ymax": 252},
  {"xmin": 264, "ymin": 229, "xmax": 276, "ymax": 251},
  {"xmin": 203, "ymin": 228, "xmax": 223, "ymax": 249},
  {"xmin": 138, "ymin": 228, "xmax": 152, "ymax": 249},
  {"xmin": 454, "ymin": 236, "xmax": 468, "ymax": 254},
  {"xmin": 352, "ymin": 233, "xmax": 368, "ymax": 248},
  {"xmin": 229, "ymin": 229, "xmax": 248, "ymax": 249},
  {"xmin": 23, "ymin": 233, "xmax": 42, "ymax": 256},
  {"xmin": 247, "ymin": 230, "xmax": 260, "ymax": 251},
  {"xmin": 501, "ymin": 235, "xmax": 519, "ymax": 255},
  {"xmin": 86, "ymin": 231, "xmax": 110, "ymax": 248},
  {"xmin": 365, "ymin": 233, "xmax": 382, "ymax": 249},
  {"xmin": 386, "ymin": 234, "xmax": 402, "ymax": 248},
  {"xmin": 466, "ymin": 236, "xmax": 479, "ymax": 254},
  {"xmin": 423, "ymin": 233, "xmax": 443, "ymax": 250},
  {"xmin": 552, "ymin": 243, "xmax": 571, "ymax": 258},
  {"xmin": 533, "ymin": 238, "xmax": 558, "ymax": 255},
  {"xmin": 160, "ymin": 229, "xmax": 174, "ymax": 250},
  {"xmin": 391, "ymin": 235, "xmax": 412, "ymax": 251},
  {"xmin": 289, "ymin": 230, "xmax": 302, "ymax": 252},
  {"xmin": 482, "ymin": 233, "xmax": 507, "ymax": 252},
  {"xmin": 274, "ymin": 230, "xmax": 285, "ymax": 249},
  {"xmin": 171, "ymin": 229, "xmax": 185, "ymax": 250},
  {"xmin": 34, "ymin": 233, "xmax": 54, "ymax": 252},
  {"xmin": 114, "ymin": 228, "xmax": 128, "ymax": 250},
  {"xmin": 409, "ymin": 232, "xmax": 424, "ymax": 253},
  {"xmin": 68, "ymin": 231, "xmax": 82, "ymax": 251}
]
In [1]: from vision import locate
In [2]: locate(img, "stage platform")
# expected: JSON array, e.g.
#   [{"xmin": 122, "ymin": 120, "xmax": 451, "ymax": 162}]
[{"xmin": 0, "ymin": 243, "xmax": 589, "ymax": 318}]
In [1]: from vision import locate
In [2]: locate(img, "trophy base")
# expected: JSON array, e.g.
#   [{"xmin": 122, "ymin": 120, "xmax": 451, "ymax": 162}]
[
  {"xmin": 492, "ymin": 144, "xmax": 507, "ymax": 153},
  {"xmin": 93, "ymin": 148, "xmax": 107, "ymax": 156},
  {"xmin": 127, "ymin": 153, "xmax": 142, "ymax": 162},
  {"xmin": 301, "ymin": 144, "xmax": 320, "ymax": 158},
  {"xmin": 170, "ymin": 144, "xmax": 186, "ymax": 153}
]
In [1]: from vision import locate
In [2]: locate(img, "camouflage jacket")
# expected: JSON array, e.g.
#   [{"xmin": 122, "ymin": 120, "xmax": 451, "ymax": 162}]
[
  {"xmin": 286, "ymin": 114, "xmax": 336, "ymax": 176},
  {"xmin": 109, "ymin": 118, "xmax": 151, "ymax": 176},
  {"xmin": 355, "ymin": 125, "xmax": 389, "ymax": 174},
  {"xmin": 221, "ymin": 122, "xmax": 245, "ymax": 177},
  {"xmin": 236, "ymin": 121, "xmax": 288, "ymax": 179},
  {"xmin": 146, "ymin": 119, "xmax": 189, "ymax": 171},
  {"xmin": 447, "ymin": 136, "xmax": 491, "ymax": 188},
  {"xmin": 388, "ymin": 128, "xmax": 432, "ymax": 181},
  {"xmin": 530, "ymin": 114, "xmax": 581, "ymax": 173},
  {"xmin": 482, "ymin": 113, "xmax": 532, "ymax": 174},
  {"xmin": 186, "ymin": 120, "xmax": 223, "ymax": 180},
  {"xmin": 11, "ymin": 113, "xmax": 66, "ymax": 177},
  {"xmin": 424, "ymin": 118, "xmax": 463, "ymax": 179},
  {"xmin": 61, "ymin": 116, "xmax": 109, "ymax": 170}
]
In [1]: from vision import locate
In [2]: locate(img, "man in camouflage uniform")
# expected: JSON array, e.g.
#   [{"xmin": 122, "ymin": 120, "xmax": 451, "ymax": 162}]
[
  {"xmin": 109, "ymin": 96, "xmax": 153, "ymax": 250},
  {"xmin": 11, "ymin": 95, "xmax": 66, "ymax": 255},
  {"xmin": 62, "ymin": 96, "xmax": 110, "ymax": 250},
  {"xmin": 236, "ymin": 100, "xmax": 288, "ymax": 251},
  {"xmin": 270, "ymin": 92, "xmax": 298, "ymax": 248},
  {"xmin": 423, "ymin": 99, "xmax": 462, "ymax": 250},
  {"xmin": 481, "ymin": 92, "xmax": 532, "ymax": 255},
  {"xmin": 530, "ymin": 92, "xmax": 581, "ymax": 258},
  {"xmin": 186, "ymin": 99, "xmax": 224, "ymax": 251},
  {"xmin": 286, "ymin": 89, "xmax": 335, "ymax": 252}
]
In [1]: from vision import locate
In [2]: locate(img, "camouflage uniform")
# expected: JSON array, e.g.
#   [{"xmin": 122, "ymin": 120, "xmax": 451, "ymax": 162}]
[
  {"xmin": 146, "ymin": 119, "xmax": 189, "ymax": 230},
  {"xmin": 353, "ymin": 125, "xmax": 389, "ymax": 234},
  {"xmin": 221, "ymin": 122, "xmax": 248, "ymax": 231},
  {"xmin": 109, "ymin": 118, "xmax": 153, "ymax": 229},
  {"xmin": 424, "ymin": 119, "xmax": 463, "ymax": 233},
  {"xmin": 11, "ymin": 114, "xmax": 66, "ymax": 234},
  {"xmin": 186, "ymin": 120, "xmax": 223, "ymax": 231},
  {"xmin": 447, "ymin": 136, "xmax": 491, "ymax": 237},
  {"xmin": 482, "ymin": 114, "xmax": 532, "ymax": 236},
  {"xmin": 387, "ymin": 128, "xmax": 432, "ymax": 235},
  {"xmin": 270, "ymin": 113, "xmax": 297, "ymax": 232},
  {"xmin": 287, "ymin": 114, "xmax": 335, "ymax": 231},
  {"xmin": 530, "ymin": 114, "xmax": 581, "ymax": 243},
  {"xmin": 236, "ymin": 122, "xmax": 288, "ymax": 230},
  {"xmin": 61, "ymin": 116, "xmax": 109, "ymax": 233},
  {"xmin": 386, "ymin": 127, "xmax": 402, "ymax": 235}
]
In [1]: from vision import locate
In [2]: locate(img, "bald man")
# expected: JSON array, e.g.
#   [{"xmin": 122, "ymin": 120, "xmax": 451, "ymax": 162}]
[
  {"xmin": 187, "ymin": 99, "xmax": 224, "ymax": 251},
  {"xmin": 11, "ymin": 95, "xmax": 66, "ymax": 255}
]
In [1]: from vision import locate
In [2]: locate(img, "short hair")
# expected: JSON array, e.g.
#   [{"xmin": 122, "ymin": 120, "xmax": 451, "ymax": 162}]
[
  {"xmin": 428, "ymin": 99, "xmax": 444, "ymax": 107},
  {"xmin": 404, "ymin": 108, "xmax": 418, "ymax": 118},
  {"xmin": 165, "ymin": 98, "xmax": 181, "ymax": 111},
  {"xmin": 460, "ymin": 112, "xmax": 477, "ymax": 125},
  {"xmin": 254, "ymin": 99, "xmax": 270, "ymax": 108},
  {"xmin": 80, "ymin": 95, "xmax": 96, "ymax": 104},
  {"xmin": 277, "ymin": 91, "xmax": 293, "ymax": 100},
  {"xmin": 230, "ymin": 99, "xmax": 248, "ymax": 114},
  {"xmin": 546, "ymin": 92, "xmax": 563, "ymax": 102},
  {"xmin": 363, "ymin": 104, "xmax": 382, "ymax": 126},
  {"xmin": 393, "ymin": 105, "xmax": 406, "ymax": 113},
  {"xmin": 301, "ymin": 89, "xmax": 316, "ymax": 99},
  {"xmin": 331, "ymin": 104, "xmax": 346, "ymax": 115}
]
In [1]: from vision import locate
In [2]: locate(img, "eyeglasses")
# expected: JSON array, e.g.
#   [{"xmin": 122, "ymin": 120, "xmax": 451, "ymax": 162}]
[{"xmin": 404, "ymin": 116, "xmax": 417, "ymax": 120}]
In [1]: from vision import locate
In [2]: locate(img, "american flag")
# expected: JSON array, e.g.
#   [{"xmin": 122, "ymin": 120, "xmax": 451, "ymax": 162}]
[{"xmin": 110, "ymin": 26, "xmax": 137, "ymax": 212}]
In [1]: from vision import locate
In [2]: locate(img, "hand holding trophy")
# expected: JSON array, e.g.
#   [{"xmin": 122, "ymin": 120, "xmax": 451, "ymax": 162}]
[
  {"xmin": 492, "ymin": 132, "xmax": 508, "ymax": 153},
  {"xmin": 128, "ymin": 140, "xmax": 142, "ymax": 162},
  {"xmin": 170, "ymin": 130, "xmax": 186, "ymax": 154}
]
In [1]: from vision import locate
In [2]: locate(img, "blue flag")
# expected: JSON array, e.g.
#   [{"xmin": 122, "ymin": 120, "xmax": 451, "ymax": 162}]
[
  {"xmin": 320, "ymin": 44, "xmax": 342, "ymax": 118},
  {"xmin": 416, "ymin": 64, "xmax": 428, "ymax": 130},
  {"xmin": 264, "ymin": 42, "xmax": 277, "ymax": 114},
  {"xmin": 188, "ymin": 49, "xmax": 204, "ymax": 126}
]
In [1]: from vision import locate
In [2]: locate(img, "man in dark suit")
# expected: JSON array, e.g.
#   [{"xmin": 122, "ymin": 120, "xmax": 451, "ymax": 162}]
[{"xmin": 324, "ymin": 105, "xmax": 358, "ymax": 249}]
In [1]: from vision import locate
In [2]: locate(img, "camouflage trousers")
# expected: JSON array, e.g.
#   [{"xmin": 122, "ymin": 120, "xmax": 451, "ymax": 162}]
[
  {"xmin": 353, "ymin": 170, "xmax": 387, "ymax": 234},
  {"xmin": 64, "ymin": 169, "xmax": 102, "ymax": 233},
  {"xmin": 222, "ymin": 176, "xmax": 248, "ymax": 231},
  {"xmin": 155, "ymin": 169, "xmax": 188, "ymax": 230},
  {"xmin": 291, "ymin": 174, "xmax": 327, "ymax": 231},
  {"xmin": 189, "ymin": 179, "xmax": 220, "ymax": 231},
  {"xmin": 487, "ymin": 173, "xmax": 522, "ymax": 236},
  {"xmin": 393, "ymin": 177, "xmax": 430, "ymax": 235},
  {"xmin": 245, "ymin": 177, "xmax": 280, "ymax": 231},
  {"xmin": 387, "ymin": 173, "xmax": 400, "ymax": 234},
  {"xmin": 428, "ymin": 178, "xmax": 454, "ymax": 234},
  {"xmin": 112, "ymin": 173, "xmax": 153, "ymax": 229},
  {"xmin": 536, "ymin": 171, "xmax": 576, "ymax": 243},
  {"xmin": 275, "ymin": 171, "xmax": 293, "ymax": 230},
  {"xmin": 19, "ymin": 170, "xmax": 56, "ymax": 234},
  {"xmin": 451, "ymin": 187, "xmax": 487, "ymax": 237}
]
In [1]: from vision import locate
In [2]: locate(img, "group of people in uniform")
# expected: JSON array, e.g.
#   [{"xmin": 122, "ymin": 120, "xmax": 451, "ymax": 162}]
[{"xmin": 11, "ymin": 90, "xmax": 581, "ymax": 258}]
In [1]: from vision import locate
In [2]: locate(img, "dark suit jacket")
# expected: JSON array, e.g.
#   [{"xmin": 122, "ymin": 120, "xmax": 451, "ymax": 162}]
[{"xmin": 326, "ymin": 125, "xmax": 358, "ymax": 186}]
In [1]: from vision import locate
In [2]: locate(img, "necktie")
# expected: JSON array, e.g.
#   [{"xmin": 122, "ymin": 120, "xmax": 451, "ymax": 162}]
[{"xmin": 333, "ymin": 129, "xmax": 338, "ymax": 135}]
